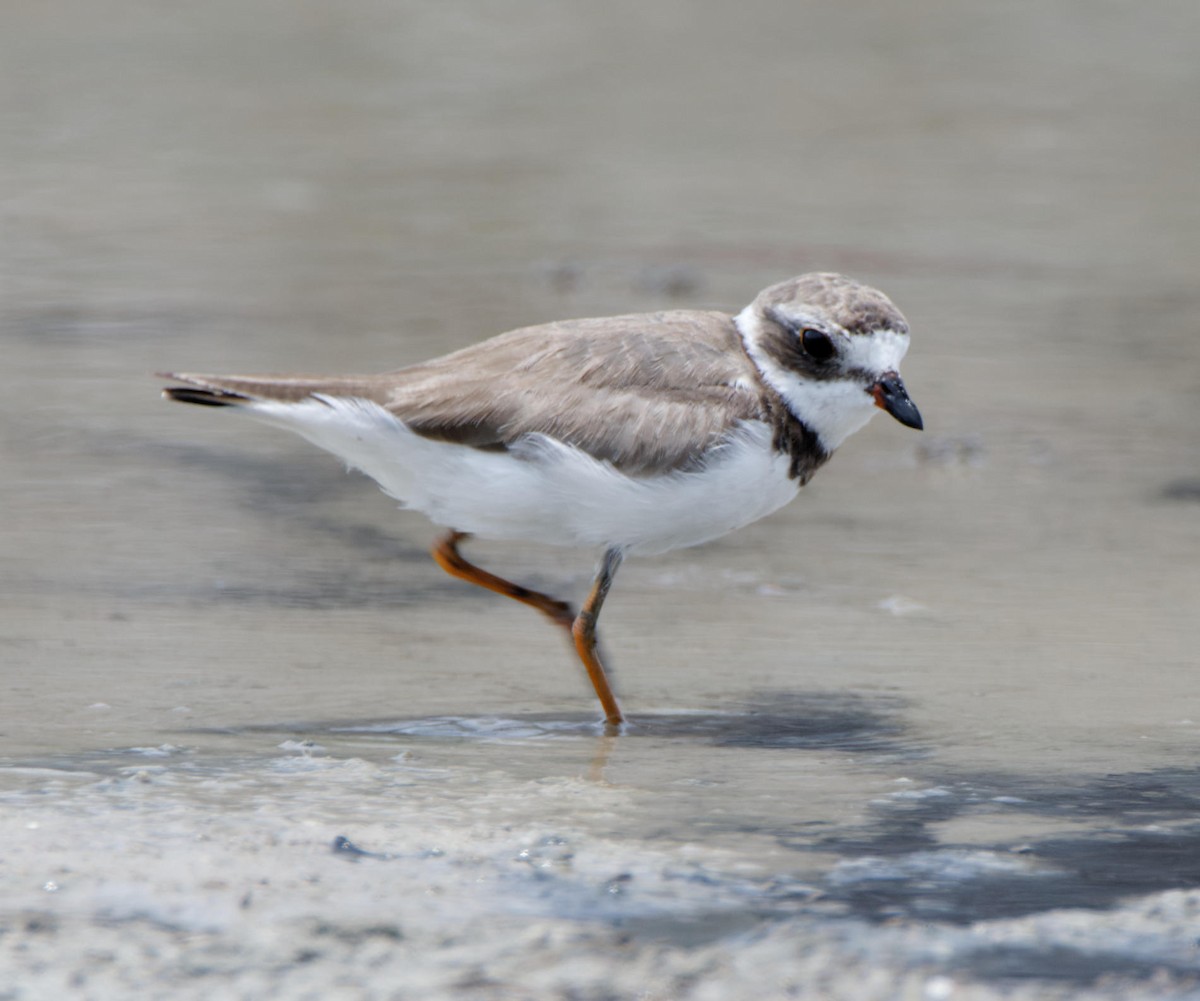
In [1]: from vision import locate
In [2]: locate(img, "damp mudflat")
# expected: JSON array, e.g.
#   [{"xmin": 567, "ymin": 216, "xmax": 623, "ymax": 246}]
[{"xmin": 2, "ymin": 2, "xmax": 1199, "ymax": 998}]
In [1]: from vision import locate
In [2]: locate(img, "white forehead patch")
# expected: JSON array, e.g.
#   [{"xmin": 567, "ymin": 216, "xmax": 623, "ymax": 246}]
[{"xmin": 842, "ymin": 327, "xmax": 910, "ymax": 375}]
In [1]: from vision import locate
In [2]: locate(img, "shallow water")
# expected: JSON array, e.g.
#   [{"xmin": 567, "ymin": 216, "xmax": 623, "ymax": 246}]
[{"xmin": 2, "ymin": 1, "xmax": 1199, "ymax": 997}]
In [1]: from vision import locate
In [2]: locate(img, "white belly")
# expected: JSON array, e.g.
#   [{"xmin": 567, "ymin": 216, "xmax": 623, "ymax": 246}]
[{"xmin": 249, "ymin": 396, "xmax": 801, "ymax": 554}]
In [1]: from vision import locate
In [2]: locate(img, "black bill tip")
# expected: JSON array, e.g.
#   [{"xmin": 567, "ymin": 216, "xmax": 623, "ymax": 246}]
[{"xmin": 872, "ymin": 373, "xmax": 923, "ymax": 430}]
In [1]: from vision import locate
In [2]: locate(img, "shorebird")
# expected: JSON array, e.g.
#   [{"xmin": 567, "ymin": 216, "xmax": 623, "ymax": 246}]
[{"xmin": 161, "ymin": 272, "xmax": 922, "ymax": 727}]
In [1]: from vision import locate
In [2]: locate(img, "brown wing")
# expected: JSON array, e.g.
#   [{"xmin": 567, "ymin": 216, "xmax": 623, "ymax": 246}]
[
  {"xmin": 378, "ymin": 310, "xmax": 769, "ymax": 473},
  {"xmin": 162, "ymin": 309, "xmax": 769, "ymax": 475}
]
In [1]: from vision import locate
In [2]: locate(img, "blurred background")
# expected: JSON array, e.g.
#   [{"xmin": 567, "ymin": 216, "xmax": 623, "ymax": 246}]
[{"xmin": 2, "ymin": 1, "xmax": 1199, "ymax": 997}]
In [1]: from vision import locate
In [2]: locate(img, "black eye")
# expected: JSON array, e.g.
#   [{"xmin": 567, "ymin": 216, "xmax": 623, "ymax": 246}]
[{"xmin": 800, "ymin": 328, "xmax": 835, "ymax": 362}]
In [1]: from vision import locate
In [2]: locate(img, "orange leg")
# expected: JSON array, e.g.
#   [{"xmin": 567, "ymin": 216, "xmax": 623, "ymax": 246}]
[
  {"xmin": 432, "ymin": 530, "xmax": 575, "ymax": 628},
  {"xmin": 571, "ymin": 547, "xmax": 625, "ymax": 727},
  {"xmin": 430, "ymin": 531, "xmax": 625, "ymax": 727}
]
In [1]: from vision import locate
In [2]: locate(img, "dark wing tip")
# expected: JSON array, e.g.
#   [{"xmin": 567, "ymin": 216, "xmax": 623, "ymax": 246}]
[{"xmin": 161, "ymin": 386, "xmax": 247, "ymax": 407}]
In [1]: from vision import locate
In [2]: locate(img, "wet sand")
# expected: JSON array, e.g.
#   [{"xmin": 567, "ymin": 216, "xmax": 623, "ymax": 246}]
[{"xmin": 2, "ymin": 1, "xmax": 1199, "ymax": 997}]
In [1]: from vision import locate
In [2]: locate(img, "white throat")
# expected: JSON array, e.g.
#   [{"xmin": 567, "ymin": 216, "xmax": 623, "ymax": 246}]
[{"xmin": 734, "ymin": 305, "xmax": 910, "ymax": 452}]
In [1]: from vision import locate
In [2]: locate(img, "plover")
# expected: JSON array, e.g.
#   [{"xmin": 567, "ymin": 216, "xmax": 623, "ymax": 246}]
[{"xmin": 161, "ymin": 272, "xmax": 922, "ymax": 727}]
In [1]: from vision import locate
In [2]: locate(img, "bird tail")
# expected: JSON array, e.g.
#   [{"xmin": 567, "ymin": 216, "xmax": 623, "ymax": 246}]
[{"xmin": 158, "ymin": 372, "xmax": 391, "ymax": 408}]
